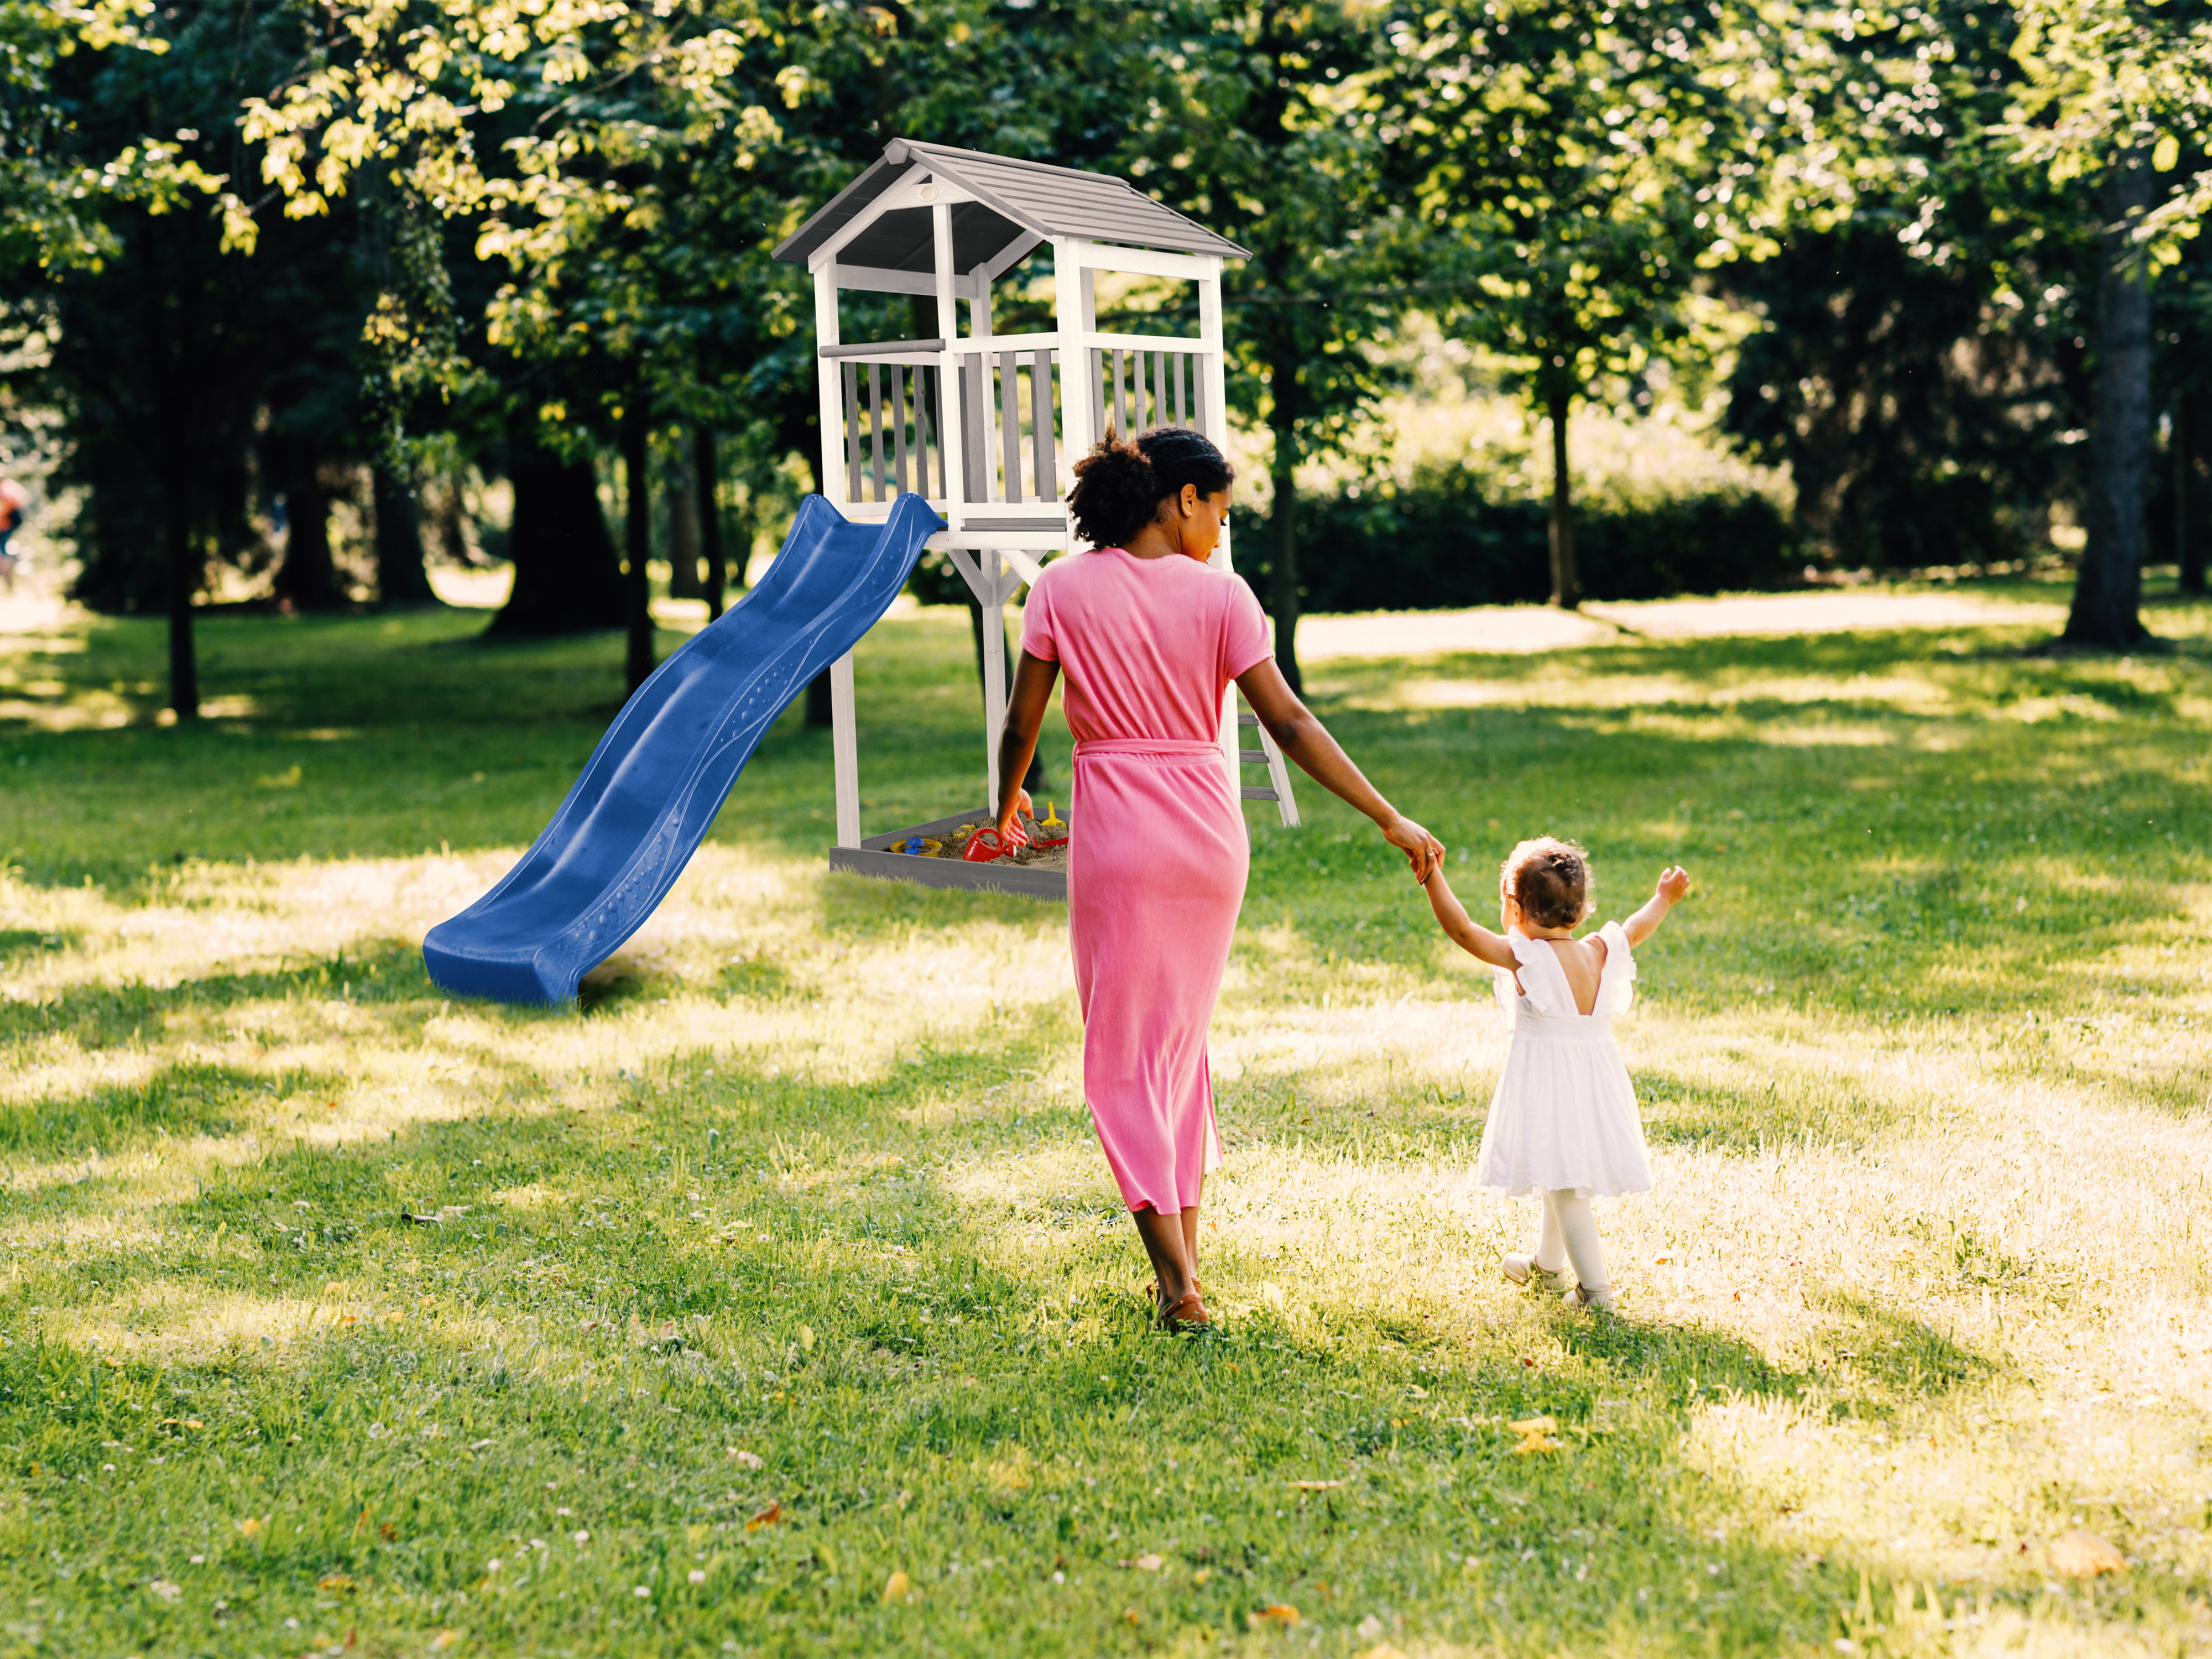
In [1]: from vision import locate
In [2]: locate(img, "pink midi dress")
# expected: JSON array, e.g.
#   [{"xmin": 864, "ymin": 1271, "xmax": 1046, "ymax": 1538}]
[{"xmin": 1020, "ymin": 547, "xmax": 1273, "ymax": 1214}]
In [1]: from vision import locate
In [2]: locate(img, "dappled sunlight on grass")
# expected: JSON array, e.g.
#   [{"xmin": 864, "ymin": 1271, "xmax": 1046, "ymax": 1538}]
[{"xmin": 1, "ymin": 590, "xmax": 2210, "ymax": 1654}]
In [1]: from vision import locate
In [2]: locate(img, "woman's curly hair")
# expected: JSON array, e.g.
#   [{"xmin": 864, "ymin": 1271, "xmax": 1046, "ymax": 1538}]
[
  {"xmin": 1500, "ymin": 837, "xmax": 1594, "ymax": 931},
  {"xmin": 1065, "ymin": 426, "xmax": 1234, "ymax": 549}
]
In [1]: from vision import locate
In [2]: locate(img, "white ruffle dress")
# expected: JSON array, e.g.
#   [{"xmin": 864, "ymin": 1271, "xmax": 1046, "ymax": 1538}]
[{"xmin": 1474, "ymin": 923, "xmax": 1654, "ymax": 1198}]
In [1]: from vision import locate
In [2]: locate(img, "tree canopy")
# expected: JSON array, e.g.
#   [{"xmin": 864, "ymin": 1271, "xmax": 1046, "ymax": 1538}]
[{"xmin": 3, "ymin": 0, "xmax": 2210, "ymax": 708}]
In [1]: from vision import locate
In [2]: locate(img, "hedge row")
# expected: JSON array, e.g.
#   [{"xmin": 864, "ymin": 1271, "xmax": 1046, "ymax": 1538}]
[{"xmin": 1251, "ymin": 465, "xmax": 1802, "ymax": 611}]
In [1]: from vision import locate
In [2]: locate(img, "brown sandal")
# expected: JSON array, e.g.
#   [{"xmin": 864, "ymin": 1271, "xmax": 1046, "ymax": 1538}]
[{"xmin": 1159, "ymin": 1290, "xmax": 1212, "ymax": 1331}]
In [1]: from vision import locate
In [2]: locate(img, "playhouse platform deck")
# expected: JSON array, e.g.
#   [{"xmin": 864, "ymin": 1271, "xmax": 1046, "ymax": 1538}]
[{"xmin": 828, "ymin": 808, "xmax": 1068, "ymax": 900}]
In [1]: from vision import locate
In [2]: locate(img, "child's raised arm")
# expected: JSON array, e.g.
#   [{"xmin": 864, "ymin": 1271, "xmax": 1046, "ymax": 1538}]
[
  {"xmin": 1622, "ymin": 865, "xmax": 1692, "ymax": 947},
  {"xmin": 1422, "ymin": 867, "xmax": 1519, "ymax": 969}
]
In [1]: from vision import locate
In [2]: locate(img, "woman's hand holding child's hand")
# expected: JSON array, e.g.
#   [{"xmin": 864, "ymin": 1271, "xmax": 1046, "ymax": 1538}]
[{"xmin": 1381, "ymin": 814, "xmax": 1444, "ymax": 883}]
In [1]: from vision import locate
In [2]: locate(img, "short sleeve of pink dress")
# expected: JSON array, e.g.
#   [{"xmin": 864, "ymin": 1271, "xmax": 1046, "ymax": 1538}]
[{"xmin": 1018, "ymin": 549, "xmax": 1271, "ymax": 1213}]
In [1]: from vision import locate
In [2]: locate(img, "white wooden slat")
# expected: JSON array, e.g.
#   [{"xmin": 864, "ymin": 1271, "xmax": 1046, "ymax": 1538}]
[
  {"xmin": 999, "ymin": 351, "xmax": 1021, "ymax": 504},
  {"xmin": 842, "ymin": 361, "xmax": 863, "ymax": 502},
  {"xmin": 892, "ymin": 366, "xmax": 910, "ymax": 495},
  {"xmin": 867, "ymin": 363, "xmax": 886, "ymax": 502},
  {"xmin": 1030, "ymin": 349, "xmax": 1053, "ymax": 501}
]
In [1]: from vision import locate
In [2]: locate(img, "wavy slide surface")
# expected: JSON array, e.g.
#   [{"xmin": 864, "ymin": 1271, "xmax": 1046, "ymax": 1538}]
[{"xmin": 424, "ymin": 493, "xmax": 942, "ymax": 1003}]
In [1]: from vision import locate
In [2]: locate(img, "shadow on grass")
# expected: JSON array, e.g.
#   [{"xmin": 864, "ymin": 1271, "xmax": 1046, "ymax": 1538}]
[
  {"xmin": 0, "ymin": 1059, "xmax": 348, "ymax": 1162},
  {"xmin": 0, "ymin": 938, "xmax": 440, "ymax": 1053}
]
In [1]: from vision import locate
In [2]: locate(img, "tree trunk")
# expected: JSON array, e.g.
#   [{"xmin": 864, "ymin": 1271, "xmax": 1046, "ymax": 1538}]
[
  {"xmin": 666, "ymin": 435, "xmax": 702, "ymax": 599},
  {"xmin": 165, "ymin": 481, "xmax": 199, "ymax": 719},
  {"xmin": 2065, "ymin": 158, "xmax": 2155, "ymax": 648},
  {"xmin": 1547, "ymin": 385, "xmax": 1580, "ymax": 609},
  {"xmin": 488, "ymin": 424, "xmax": 624, "ymax": 637},
  {"xmin": 273, "ymin": 467, "xmax": 346, "ymax": 611},
  {"xmin": 623, "ymin": 390, "xmax": 656, "ymax": 696},
  {"xmin": 2179, "ymin": 388, "xmax": 2208, "ymax": 597},
  {"xmin": 696, "ymin": 425, "xmax": 726, "ymax": 621},
  {"xmin": 1268, "ymin": 351, "xmax": 1303, "ymax": 693},
  {"xmin": 373, "ymin": 465, "xmax": 439, "ymax": 607}
]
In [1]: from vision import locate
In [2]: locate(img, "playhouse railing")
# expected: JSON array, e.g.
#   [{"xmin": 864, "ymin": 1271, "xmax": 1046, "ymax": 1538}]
[
  {"xmin": 826, "ymin": 341, "xmax": 946, "ymax": 505},
  {"xmin": 826, "ymin": 333, "xmax": 1216, "ymax": 515}
]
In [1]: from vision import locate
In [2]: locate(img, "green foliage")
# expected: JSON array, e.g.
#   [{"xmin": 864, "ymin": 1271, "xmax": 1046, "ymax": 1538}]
[{"xmin": 1284, "ymin": 462, "xmax": 1799, "ymax": 609}]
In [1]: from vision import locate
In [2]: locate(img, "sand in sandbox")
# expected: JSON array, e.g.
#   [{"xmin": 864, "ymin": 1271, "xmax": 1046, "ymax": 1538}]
[{"xmin": 888, "ymin": 813, "xmax": 1070, "ymax": 874}]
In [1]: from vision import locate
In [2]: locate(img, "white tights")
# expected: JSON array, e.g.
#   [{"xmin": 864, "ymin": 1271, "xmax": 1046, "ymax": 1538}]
[{"xmin": 1532, "ymin": 1189, "xmax": 1610, "ymax": 1294}]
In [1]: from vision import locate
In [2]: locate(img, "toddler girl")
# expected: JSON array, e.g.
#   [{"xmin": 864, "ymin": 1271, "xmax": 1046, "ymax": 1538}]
[{"xmin": 1420, "ymin": 838, "xmax": 1690, "ymax": 1311}]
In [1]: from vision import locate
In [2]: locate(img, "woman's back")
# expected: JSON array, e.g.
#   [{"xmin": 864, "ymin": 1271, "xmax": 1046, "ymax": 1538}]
[{"xmin": 1022, "ymin": 547, "xmax": 1270, "ymax": 744}]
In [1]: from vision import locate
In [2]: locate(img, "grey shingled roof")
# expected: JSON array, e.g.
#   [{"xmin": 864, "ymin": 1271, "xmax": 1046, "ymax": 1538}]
[{"xmin": 773, "ymin": 139, "xmax": 1248, "ymax": 270}]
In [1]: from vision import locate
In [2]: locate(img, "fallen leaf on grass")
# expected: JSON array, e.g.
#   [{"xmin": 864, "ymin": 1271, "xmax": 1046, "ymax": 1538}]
[
  {"xmin": 428, "ymin": 1632, "xmax": 462, "ymax": 1651},
  {"xmin": 147, "ymin": 1579, "xmax": 181, "ymax": 1600},
  {"xmin": 1118, "ymin": 1553, "xmax": 1163, "ymax": 1571},
  {"xmin": 881, "ymin": 1570, "xmax": 910, "ymax": 1603},
  {"xmin": 1248, "ymin": 1604, "xmax": 1301, "ymax": 1627},
  {"xmin": 1288, "ymin": 1480, "xmax": 1343, "ymax": 1491},
  {"xmin": 2049, "ymin": 1531, "xmax": 2126, "ymax": 1577},
  {"xmin": 746, "ymin": 1501, "xmax": 782, "ymax": 1531},
  {"xmin": 319, "ymin": 1575, "xmax": 356, "ymax": 1593},
  {"xmin": 236, "ymin": 1516, "xmax": 267, "ymax": 1540},
  {"xmin": 726, "ymin": 1448, "xmax": 764, "ymax": 1469}
]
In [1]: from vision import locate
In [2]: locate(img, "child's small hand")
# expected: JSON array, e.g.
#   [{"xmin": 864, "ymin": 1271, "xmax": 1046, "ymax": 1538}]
[{"xmin": 1655, "ymin": 865, "xmax": 1691, "ymax": 905}]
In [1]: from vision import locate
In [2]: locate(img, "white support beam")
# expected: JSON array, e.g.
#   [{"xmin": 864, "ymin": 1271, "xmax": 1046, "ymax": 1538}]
[
  {"xmin": 932, "ymin": 200, "xmax": 964, "ymax": 538},
  {"xmin": 813, "ymin": 265, "xmax": 846, "ymax": 505},
  {"xmin": 982, "ymin": 549, "xmax": 1006, "ymax": 810},
  {"xmin": 1062, "ymin": 243, "xmax": 1225, "ymax": 284},
  {"xmin": 1054, "ymin": 239, "xmax": 1097, "ymax": 463},
  {"xmin": 830, "ymin": 650, "xmax": 860, "ymax": 848}
]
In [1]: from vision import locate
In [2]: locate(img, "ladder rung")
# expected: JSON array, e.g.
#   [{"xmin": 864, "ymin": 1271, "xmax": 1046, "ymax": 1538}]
[
  {"xmin": 1237, "ymin": 713, "xmax": 1259, "ymax": 726},
  {"xmin": 1239, "ymin": 785, "xmax": 1279, "ymax": 801},
  {"xmin": 1239, "ymin": 749, "xmax": 1269, "ymax": 765}
]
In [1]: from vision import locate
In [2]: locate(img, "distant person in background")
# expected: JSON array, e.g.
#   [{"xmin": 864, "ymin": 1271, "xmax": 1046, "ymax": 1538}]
[{"xmin": 0, "ymin": 479, "xmax": 27, "ymax": 594}]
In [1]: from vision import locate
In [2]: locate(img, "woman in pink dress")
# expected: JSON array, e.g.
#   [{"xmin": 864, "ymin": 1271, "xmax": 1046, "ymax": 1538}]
[{"xmin": 993, "ymin": 429, "xmax": 1443, "ymax": 1329}]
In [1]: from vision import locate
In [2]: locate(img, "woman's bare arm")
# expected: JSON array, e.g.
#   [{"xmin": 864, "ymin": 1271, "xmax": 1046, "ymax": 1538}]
[
  {"xmin": 1421, "ymin": 867, "xmax": 1519, "ymax": 968},
  {"xmin": 1235, "ymin": 656, "xmax": 1443, "ymax": 880},
  {"xmin": 993, "ymin": 648, "xmax": 1061, "ymax": 836}
]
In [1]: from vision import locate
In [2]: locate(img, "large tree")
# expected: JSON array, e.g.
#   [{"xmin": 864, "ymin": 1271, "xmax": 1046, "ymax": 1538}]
[
  {"xmin": 2007, "ymin": 0, "xmax": 2212, "ymax": 646},
  {"xmin": 1386, "ymin": 0, "xmax": 1740, "ymax": 609},
  {"xmin": 1115, "ymin": 0, "xmax": 1410, "ymax": 690}
]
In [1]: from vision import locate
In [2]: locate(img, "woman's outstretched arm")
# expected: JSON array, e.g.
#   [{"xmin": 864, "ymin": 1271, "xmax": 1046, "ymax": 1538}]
[
  {"xmin": 994, "ymin": 648, "xmax": 1061, "ymax": 837},
  {"xmin": 1235, "ymin": 657, "xmax": 1443, "ymax": 881}
]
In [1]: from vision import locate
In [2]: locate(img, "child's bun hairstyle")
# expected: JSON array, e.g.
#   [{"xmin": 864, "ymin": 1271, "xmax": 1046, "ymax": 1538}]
[
  {"xmin": 1066, "ymin": 426, "xmax": 1235, "ymax": 550},
  {"xmin": 1501, "ymin": 837, "xmax": 1593, "ymax": 930}
]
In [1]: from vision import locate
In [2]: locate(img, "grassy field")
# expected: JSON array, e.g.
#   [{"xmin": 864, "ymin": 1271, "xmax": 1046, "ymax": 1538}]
[{"xmin": 1, "ymin": 576, "xmax": 2209, "ymax": 1659}]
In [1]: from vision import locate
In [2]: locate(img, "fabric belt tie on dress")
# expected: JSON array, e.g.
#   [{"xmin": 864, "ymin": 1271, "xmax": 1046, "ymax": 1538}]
[{"xmin": 1073, "ymin": 739, "xmax": 1222, "ymax": 759}]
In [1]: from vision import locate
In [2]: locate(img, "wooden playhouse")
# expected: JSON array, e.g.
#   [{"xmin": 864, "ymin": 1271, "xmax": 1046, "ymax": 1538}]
[{"xmin": 771, "ymin": 138, "xmax": 1299, "ymax": 898}]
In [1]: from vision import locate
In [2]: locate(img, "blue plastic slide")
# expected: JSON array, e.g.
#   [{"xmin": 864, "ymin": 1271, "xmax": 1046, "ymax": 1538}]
[{"xmin": 423, "ymin": 492, "xmax": 942, "ymax": 1004}]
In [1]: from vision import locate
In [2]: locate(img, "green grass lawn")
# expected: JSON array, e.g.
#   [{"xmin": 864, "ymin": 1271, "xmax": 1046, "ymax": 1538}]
[{"xmin": 1, "ymin": 577, "xmax": 2209, "ymax": 1658}]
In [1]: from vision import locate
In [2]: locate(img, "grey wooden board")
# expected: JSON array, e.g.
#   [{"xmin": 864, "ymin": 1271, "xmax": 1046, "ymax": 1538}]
[{"xmin": 830, "ymin": 808, "xmax": 1068, "ymax": 901}]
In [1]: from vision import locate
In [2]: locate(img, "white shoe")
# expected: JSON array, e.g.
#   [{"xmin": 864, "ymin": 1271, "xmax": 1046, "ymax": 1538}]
[
  {"xmin": 1502, "ymin": 1253, "xmax": 1569, "ymax": 1288},
  {"xmin": 1563, "ymin": 1282, "xmax": 1616, "ymax": 1313}
]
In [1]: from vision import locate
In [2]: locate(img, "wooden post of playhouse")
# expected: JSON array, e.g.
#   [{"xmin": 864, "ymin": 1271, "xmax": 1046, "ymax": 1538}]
[
  {"xmin": 982, "ymin": 548, "xmax": 1006, "ymax": 807},
  {"xmin": 1053, "ymin": 241, "xmax": 1095, "ymax": 463},
  {"xmin": 1198, "ymin": 263, "xmax": 1243, "ymax": 810},
  {"xmin": 814, "ymin": 263, "xmax": 864, "ymax": 850},
  {"xmin": 932, "ymin": 200, "xmax": 964, "ymax": 536}
]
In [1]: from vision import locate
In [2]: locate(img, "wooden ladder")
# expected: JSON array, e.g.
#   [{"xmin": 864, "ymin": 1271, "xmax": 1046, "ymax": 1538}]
[{"xmin": 1236, "ymin": 708, "xmax": 1300, "ymax": 827}]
